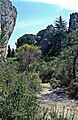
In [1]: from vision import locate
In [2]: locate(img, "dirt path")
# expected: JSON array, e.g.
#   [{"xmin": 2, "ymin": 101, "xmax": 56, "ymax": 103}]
[{"xmin": 37, "ymin": 83, "xmax": 78, "ymax": 120}]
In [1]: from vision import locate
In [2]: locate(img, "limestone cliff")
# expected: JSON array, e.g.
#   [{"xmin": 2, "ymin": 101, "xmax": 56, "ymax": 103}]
[
  {"xmin": 69, "ymin": 12, "xmax": 78, "ymax": 32},
  {"xmin": 0, "ymin": 0, "xmax": 17, "ymax": 58}
]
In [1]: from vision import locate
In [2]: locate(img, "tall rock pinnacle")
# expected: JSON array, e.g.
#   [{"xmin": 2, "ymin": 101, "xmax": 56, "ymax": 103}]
[
  {"xmin": 0, "ymin": 0, "xmax": 17, "ymax": 58},
  {"xmin": 69, "ymin": 12, "xmax": 78, "ymax": 32}
]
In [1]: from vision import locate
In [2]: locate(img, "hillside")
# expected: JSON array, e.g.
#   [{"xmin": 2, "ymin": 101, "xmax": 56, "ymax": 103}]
[{"xmin": 1, "ymin": 0, "xmax": 78, "ymax": 119}]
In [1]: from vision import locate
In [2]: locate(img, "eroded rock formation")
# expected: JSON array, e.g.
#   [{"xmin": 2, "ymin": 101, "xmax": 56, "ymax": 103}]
[
  {"xmin": 35, "ymin": 24, "xmax": 55, "ymax": 54},
  {"xmin": 69, "ymin": 12, "xmax": 78, "ymax": 32},
  {"xmin": 0, "ymin": 0, "xmax": 17, "ymax": 58}
]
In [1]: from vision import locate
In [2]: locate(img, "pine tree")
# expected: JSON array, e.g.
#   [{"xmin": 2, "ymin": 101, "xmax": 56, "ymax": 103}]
[{"xmin": 55, "ymin": 16, "xmax": 67, "ymax": 30}]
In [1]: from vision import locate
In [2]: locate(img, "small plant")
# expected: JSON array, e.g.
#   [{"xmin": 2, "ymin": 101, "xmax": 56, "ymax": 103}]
[
  {"xmin": 26, "ymin": 72, "xmax": 42, "ymax": 92},
  {"xmin": 36, "ymin": 101, "xmax": 77, "ymax": 120},
  {"xmin": 50, "ymin": 78, "xmax": 61, "ymax": 89},
  {"xmin": 69, "ymin": 81, "xmax": 78, "ymax": 98},
  {"xmin": 0, "ymin": 59, "xmax": 40, "ymax": 120}
]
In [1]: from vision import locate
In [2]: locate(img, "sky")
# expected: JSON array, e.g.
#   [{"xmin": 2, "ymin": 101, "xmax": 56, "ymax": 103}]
[{"xmin": 9, "ymin": 0, "xmax": 78, "ymax": 48}]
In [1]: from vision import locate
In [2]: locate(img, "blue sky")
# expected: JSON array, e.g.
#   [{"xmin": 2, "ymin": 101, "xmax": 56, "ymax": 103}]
[{"xmin": 9, "ymin": 0, "xmax": 77, "ymax": 48}]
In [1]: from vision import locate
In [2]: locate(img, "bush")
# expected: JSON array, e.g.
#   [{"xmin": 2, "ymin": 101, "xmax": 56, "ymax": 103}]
[
  {"xmin": 69, "ymin": 81, "xmax": 78, "ymax": 98},
  {"xmin": 26, "ymin": 72, "xmax": 42, "ymax": 92},
  {"xmin": 50, "ymin": 78, "xmax": 61, "ymax": 89},
  {"xmin": 50, "ymin": 56, "xmax": 72, "ymax": 88},
  {"xmin": 0, "ymin": 59, "xmax": 75, "ymax": 120},
  {"xmin": 0, "ymin": 60, "xmax": 40, "ymax": 120},
  {"xmin": 29, "ymin": 60, "xmax": 53, "ymax": 82},
  {"xmin": 17, "ymin": 44, "xmax": 41, "ymax": 71}
]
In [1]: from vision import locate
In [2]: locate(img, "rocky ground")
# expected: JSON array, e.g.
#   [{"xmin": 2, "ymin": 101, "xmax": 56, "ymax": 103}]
[{"xmin": 37, "ymin": 83, "xmax": 78, "ymax": 120}]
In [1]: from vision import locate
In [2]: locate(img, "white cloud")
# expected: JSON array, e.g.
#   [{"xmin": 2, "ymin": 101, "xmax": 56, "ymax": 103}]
[{"xmin": 19, "ymin": 0, "xmax": 78, "ymax": 11}]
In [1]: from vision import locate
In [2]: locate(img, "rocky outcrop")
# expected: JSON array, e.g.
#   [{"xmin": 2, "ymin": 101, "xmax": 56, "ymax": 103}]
[
  {"xmin": 69, "ymin": 12, "xmax": 78, "ymax": 32},
  {"xmin": 0, "ymin": 0, "xmax": 17, "ymax": 58},
  {"xmin": 35, "ymin": 24, "xmax": 55, "ymax": 54}
]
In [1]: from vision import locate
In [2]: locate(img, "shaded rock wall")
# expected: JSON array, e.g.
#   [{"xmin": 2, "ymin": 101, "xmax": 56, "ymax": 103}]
[
  {"xmin": 69, "ymin": 12, "xmax": 78, "ymax": 32},
  {"xmin": 0, "ymin": 0, "xmax": 17, "ymax": 58},
  {"xmin": 35, "ymin": 24, "xmax": 55, "ymax": 54}
]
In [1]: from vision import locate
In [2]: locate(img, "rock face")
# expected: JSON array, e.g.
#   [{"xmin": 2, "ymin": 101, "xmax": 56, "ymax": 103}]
[
  {"xmin": 35, "ymin": 24, "xmax": 55, "ymax": 54},
  {"xmin": 69, "ymin": 12, "xmax": 78, "ymax": 32},
  {"xmin": 0, "ymin": 0, "xmax": 17, "ymax": 58}
]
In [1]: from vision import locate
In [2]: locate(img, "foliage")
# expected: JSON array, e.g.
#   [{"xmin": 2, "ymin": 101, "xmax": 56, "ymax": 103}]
[
  {"xmin": 0, "ymin": 59, "xmax": 41, "ymax": 120},
  {"xmin": 45, "ymin": 30, "xmax": 68, "ymax": 57},
  {"xmin": 49, "ymin": 49, "xmax": 73, "ymax": 87},
  {"xmin": 55, "ymin": 57, "xmax": 70, "ymax": 86},
  {"xmin": 11, "ymin": 48, "xmax": 15, "ymax": 58},
  {"xmin": 17, "ymin": 44, "xmax": 41, "ymax": 71},
  {"xmin": 7, "ymin": 45, "xmax": 12, "ymax": 57},
  {"xmin": 55, "ymin": 16, "xmax": 67, "ymax": 30},
  {"xmin": 36, "ymin": 16, "xmax": 67, "ymax": 57},
  {"xmin": 1, "ymin": 13, "xmax": 78, "ymax": 119},
  {"xmin": 50, "ymin": 78, "xmax": 61, "ymax": 89},
  {"xmin": 26, "ymin": 72, "xmax": 42, "ymax": 92},
  {"xmin": 0, "ymin": 60, "xmax": 70, "ymax": 120},
  {"xmin": 7, "ymin": 45, "xmax": 15, "ymax": 58},
  {"xmin": 16, "ymin": 34, "xmax": 36, "ymax": 48},
  {"xmin": 69, "ymin": 81, "xmax": 78, "ymax": 98},
  {"xmin": 29, "ymin": 60, "xmax": 53, "ymax": 82}
]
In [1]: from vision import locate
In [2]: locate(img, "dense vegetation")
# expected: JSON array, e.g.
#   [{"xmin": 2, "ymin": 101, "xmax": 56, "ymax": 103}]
[
  {"xmin": 1, "ymin": 16, "xmax": 78, "ymax": 119},
  {"xmin": 16, "ymin": 34, "xmax": 35, "ymax": 48},
  {"xmin": 14, "ymin": 16, "xmax": 78, "ymax": 98}
]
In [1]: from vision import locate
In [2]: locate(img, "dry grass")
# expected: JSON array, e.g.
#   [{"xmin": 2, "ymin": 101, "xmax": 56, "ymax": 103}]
[{"xmin": 37, "ymin": 83, "xmax": 78, "ymax": 120}]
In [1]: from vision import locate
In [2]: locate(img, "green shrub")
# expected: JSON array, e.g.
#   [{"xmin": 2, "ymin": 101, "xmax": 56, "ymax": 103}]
[
  {"xmin": 0, "ymin": 60, "xmax": 40, "ymax": 120},
  {"xmin": 69, "ymin": 81, "xmax": 78, "ymax": 97},
  {"xmin": 50, "ymin": 78, "xmax": 61, "ymax": 89},
  {"xmin": 0, "ymin": 59, "xmax": 75, "ymax": 120},
  {"xmin": 26, "ymin": 72, "xmax": 42, "ymax": 92},
  {"xmin": 17, "ymin": 44, "xmax": 41, "ymax": 71},
  {"xmin": 29, "ymin": 60, "xmax": 53, "ymax": 82},
  {"xmin": 50, "ymin": 56, "xmax": 72, "ymax": 88}
]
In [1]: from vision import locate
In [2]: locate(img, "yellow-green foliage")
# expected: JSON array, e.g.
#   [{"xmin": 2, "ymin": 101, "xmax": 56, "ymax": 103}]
[
  {"xmin": 17, "ymin": 44, "xmax": 41, "ymax": 56},
  {"xmin": 26, "ymin": 72, "xmax": 42, "ymax": 92},
  {"xmin": 17, "ymin": 44, "xmax": 41, "ymax": 71}
]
